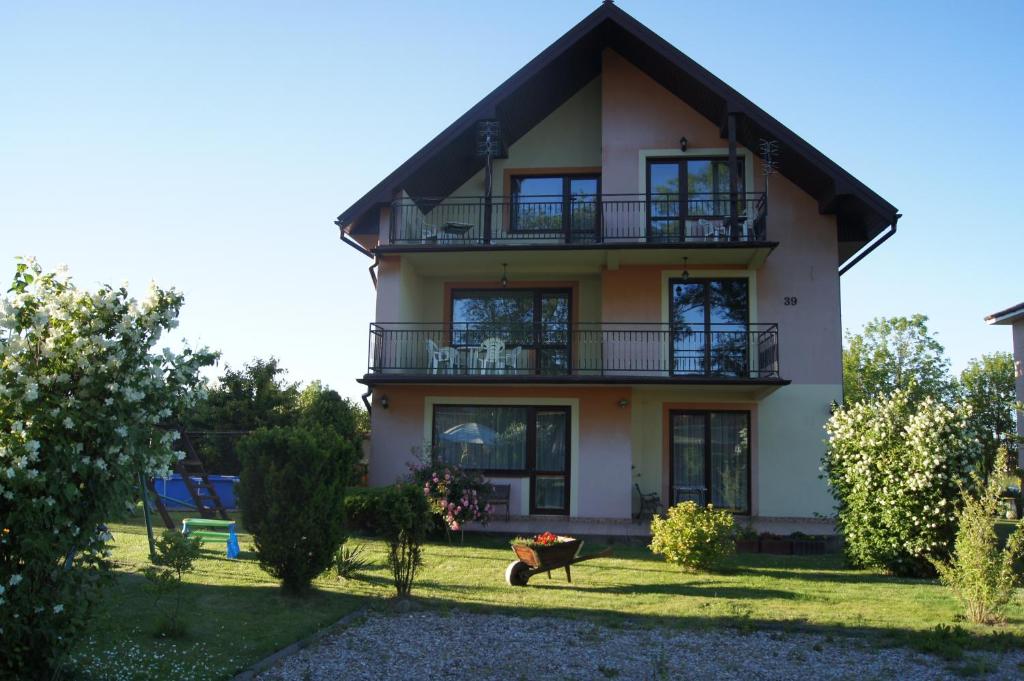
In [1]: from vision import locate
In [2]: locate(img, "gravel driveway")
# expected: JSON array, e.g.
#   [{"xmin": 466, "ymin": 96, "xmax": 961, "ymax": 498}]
[{"xmin": 254, "ymin": 610, "xmax": 1024, "ymax": 681}]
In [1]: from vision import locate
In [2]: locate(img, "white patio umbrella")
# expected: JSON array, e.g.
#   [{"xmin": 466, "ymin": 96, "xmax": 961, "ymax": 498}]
[{"xmin": 439, "ymin": 422, "xmax": 497, "ymax": 446}]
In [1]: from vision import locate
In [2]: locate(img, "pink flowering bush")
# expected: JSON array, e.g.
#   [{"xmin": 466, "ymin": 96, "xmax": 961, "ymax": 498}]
[{"xmin": 409, "ymin": 461, "xmax": 493, "ymax": 532}]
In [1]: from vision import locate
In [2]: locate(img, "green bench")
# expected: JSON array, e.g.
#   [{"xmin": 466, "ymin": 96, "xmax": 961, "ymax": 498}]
[{"xmin": 181, "ymin": 518, "xmax": 240, "ymax": 558}]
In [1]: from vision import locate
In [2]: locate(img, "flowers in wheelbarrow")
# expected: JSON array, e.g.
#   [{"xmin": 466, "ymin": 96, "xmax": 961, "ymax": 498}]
[{"xmin": 534, "ymin": 531, "xmax": 558, "ymax": 546}]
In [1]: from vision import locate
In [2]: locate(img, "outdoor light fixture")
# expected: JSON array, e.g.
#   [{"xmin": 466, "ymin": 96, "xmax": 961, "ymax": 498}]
[
  {"xmin": 681, "ymin": 257, "xmax": 690, "ymax": 281},
  {"xmin": 379, "ymin": 395, "xmax": 389, "ymax": 409},
  {"xmin": 500, "ymin": 263, "xmax": 509, "ymax": 288},
  {"xmin": 679, "ymin": 136, "xmax": 688, "ymax": 152},
  {"xmin": 618, "ymin": 399, "xmax": 630, "ymax": 408}
]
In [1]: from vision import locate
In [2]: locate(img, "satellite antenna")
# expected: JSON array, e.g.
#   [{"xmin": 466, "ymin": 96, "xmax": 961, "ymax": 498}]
[
  {"xmin": 476, "ymin": 120, "xmax": 502, "ymax": 241},
  {"xmin": 759, "ymin": 139, "xmax": 780, "ymax": 198}
]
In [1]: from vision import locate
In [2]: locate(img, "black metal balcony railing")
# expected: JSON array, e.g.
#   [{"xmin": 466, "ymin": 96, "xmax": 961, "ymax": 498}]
[
  {"xmin": 367, "ymin": 322, "xmax": 780, "ymax": 380},
  {"xmin": 388, "ymin": 193, "xmax": 767, "ymax": 246}
]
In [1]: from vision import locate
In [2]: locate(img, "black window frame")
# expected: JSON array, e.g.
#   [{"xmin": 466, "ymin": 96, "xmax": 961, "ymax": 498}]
[
  {"xmin": 668, "ymin": 276, "xmax": 750, "ymax": 377},
  {"xmin": 668, "ymin": 409, "xmax": 752, "ymax": 515},
  {"xmin": 645, "ymin": 157, "xmax": 745, "ymax": 241},
  {"xmin": 430, "ymin": 404, "xmax": 571, "ymax": 515},
  {"xmin": 449, "ymin": 287, "xmax": 573, "ymax": 375},
  {"xmin": 510, "ymin": 173, "xmax": 601, "ymax": 238}
]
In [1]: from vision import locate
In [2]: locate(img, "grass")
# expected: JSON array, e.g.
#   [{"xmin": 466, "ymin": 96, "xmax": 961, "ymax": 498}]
[{"xmin": 68, "ymin": 510, "xmax": 1024, "ymax": 680}]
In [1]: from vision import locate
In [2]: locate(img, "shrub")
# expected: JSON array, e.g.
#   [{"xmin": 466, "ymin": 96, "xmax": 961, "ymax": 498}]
[
  {"xmin": 332, "ymin": 543, "xmax": 370, "ymax": 580},
  {"xmin": 931, "ymin": 478, "xmax": 1024, "ymax": 624},
  {"xmin": 343, "ymin": 486, "xmax": 389, "ymax": 533},
  {"xmin": 141, "ymin": 530, "xmax": 202, "ymax": 637},
  {"xmin": 409, "ymin": 461, "xmax": 493, "ymax": 531},
  {"xmin": 649, "ymin": 501, "xmax": 736, "ymax": 572},
  {"xmin": 237, "ymin": 425, "xmax": 355, "ymax": 594},
  {"xmin": 823, "ymin": 389, "xmax": 977, "ymax": 576},
  {"xmin": 375, "ymin": 484, "xmax": 432, "ymax": 597},
  {"xmin": 0, "ymin": 259, "xmax": 214, "ymax": 678}
]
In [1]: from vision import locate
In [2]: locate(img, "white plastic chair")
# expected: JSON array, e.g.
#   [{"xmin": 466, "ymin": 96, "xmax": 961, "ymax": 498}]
[
  {"xmin": 478, "ymin": 337, "xmax": 506, "ymax": 374},
  {"xmin": 426, "ymin": 339, "xmax": 458, "ymax": 374},
  {"xmin": 504, "ymin": 346, "xmax": 523, "ymax": 374}
]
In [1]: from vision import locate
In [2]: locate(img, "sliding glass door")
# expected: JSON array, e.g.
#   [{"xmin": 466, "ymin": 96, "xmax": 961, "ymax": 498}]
[
  {"xmin": 670, "ymin": 410, "xmax": 750, "ymax": 513},
  {"xmin": 647, "ymin": 158, "xmax": 744, "ymax": 241},
  {"xmin": 669, "ymin": 278, "xmax": 749, "ymax": 377}
]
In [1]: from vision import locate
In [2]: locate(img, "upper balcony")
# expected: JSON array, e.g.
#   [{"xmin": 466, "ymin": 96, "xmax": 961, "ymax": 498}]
[{"xmin": 384, "ymin": 192, "xmax": 770, "ymax": 252}]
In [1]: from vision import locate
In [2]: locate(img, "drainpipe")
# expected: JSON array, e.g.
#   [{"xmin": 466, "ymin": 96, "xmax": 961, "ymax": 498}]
[
  {"xmin": 361, "ymin": 387, "xmax": 373, "ymax": 416},
  {"xmin": 838, "ymin": 213, "xmax": 900, "ymax": 276}
]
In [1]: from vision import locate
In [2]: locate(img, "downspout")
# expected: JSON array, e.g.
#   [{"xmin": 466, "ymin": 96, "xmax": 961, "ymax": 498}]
[
  {"xmin": 838, "ymin": 213, "xmax": 900, "ymax": 276},
  {"xmin": 338, "ymin": 226, "xmax": 378, "ymax": 288},
  {"xmin": 361, "ymin": 386, "xmax": 373, "ymax": 417}
]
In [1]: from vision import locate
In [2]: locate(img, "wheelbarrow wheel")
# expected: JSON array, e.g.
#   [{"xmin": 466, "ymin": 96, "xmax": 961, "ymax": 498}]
[{"xmin": 505, "ymin": 560, "xmax": 531, "ymax": 586}]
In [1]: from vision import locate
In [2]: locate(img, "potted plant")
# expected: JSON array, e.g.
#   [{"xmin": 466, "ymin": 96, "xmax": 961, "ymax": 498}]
[
  {"xmin": 510, "ymin": 532, "xmax": 582, "ymax": 568},
  {"xmin": 758, "ymin": 532, "xmax": 793, "ymax": 555},
  {"xmin": 734, "ymin": 525, "xmax": 760, "ymax": 553}
]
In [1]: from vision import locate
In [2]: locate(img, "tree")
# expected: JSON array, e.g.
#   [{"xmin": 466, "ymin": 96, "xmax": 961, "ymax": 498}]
[
  {"xmin": 296, "ymin": 381, "xmax": 369, "ymax": 446},
  {"xmin": 187, "ymin": 357, "xmax": 300, "ymax": 474},
  {"xmin": 0, "ymin": 259, "xmax": 214, "ymax": 677},
  {"xmin": 959, "ymin": 352, "xmax": 1019, "ymax": 478},
  {"xmin": 843, "ymin": 315, "xmax": 953, "ymax": 406}
]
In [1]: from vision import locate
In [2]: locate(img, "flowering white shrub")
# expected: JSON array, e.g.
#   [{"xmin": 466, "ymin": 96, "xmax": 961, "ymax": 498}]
[
  {"xmin": 0, "ymin": 258, "xmax": 215, "ymax": 678},
  {"xmin": 823, "ymin": 389, "xmax": 978, "ymax": 576}
]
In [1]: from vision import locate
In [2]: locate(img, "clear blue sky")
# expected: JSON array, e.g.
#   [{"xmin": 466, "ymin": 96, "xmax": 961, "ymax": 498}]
[{"xmin": 2, "ymin": 1, "xmax": 1021, "ymax": 401}]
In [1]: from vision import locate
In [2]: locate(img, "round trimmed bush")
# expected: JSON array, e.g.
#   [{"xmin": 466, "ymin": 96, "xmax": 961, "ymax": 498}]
[{"xmin": 649, "ymin": 501, "xmax": 736, "ymax": 572}]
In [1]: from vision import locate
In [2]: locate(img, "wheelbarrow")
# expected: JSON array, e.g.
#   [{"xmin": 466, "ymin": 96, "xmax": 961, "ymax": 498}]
[{"xmin": 504, "ymin": 536, "xmax": 612, "ymax": 586}]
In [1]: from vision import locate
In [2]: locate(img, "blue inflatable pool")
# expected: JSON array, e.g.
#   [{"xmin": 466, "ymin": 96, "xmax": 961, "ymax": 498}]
[{"xmin": 152, "ymin": 474, "xmax": 239, "ymax": 510}]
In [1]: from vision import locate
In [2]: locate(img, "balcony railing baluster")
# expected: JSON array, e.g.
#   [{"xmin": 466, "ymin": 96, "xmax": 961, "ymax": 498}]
[
  {"xmin": 388, "ymin": 193, "xmax": 768, "ymax": 246},
  {"xmin": 367, "ymin": 322, "xmax": 780, "ymax": 380}
]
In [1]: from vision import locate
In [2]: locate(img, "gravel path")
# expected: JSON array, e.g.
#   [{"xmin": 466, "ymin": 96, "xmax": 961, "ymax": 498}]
[{"xmin": 255, "ymin": 610, "xmax": 1024, "ymax": 681}]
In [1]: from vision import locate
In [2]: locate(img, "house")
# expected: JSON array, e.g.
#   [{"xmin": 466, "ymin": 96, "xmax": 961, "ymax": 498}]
[
  {"xmin": 335, "ymin": 2, "xmax": 899, "ymax": 534},
  {"xmin": 985, "ymin": 302, "xmax": 1024, "ymax": 467}
]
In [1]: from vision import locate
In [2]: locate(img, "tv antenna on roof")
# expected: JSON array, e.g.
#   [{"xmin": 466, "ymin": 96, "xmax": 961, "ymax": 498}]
[{"xmin": 759, "ymin": 139, "xmax": 780, "ymax": 197}]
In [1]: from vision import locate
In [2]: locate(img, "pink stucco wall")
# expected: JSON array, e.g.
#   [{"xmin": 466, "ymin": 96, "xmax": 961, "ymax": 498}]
[
  {"xmin": 599, "ymin": 49, "xmax": 842, "ymax": 386},
  {"xmin": 1014, "ymin": 321, "xmax": 1024, "ymax": 466},
  {"xmin": 368, "ymin": 385, "xmax": 634, "ymax": 519}
]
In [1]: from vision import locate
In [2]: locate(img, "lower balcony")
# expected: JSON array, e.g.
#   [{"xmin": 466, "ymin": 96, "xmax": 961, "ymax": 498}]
[{"xmin": 361, "ymin": 322, "xmax": 785, "ymax": 388}]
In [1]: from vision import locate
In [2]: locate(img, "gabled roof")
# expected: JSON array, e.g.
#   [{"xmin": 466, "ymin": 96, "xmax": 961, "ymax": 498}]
[
  {"xmin": 335, "ymin": 1, "xmax": 899, "ymax": 269},
  {"xmin": 985, "ymin": 302, "xmax": 1024, "ymax": 326}
]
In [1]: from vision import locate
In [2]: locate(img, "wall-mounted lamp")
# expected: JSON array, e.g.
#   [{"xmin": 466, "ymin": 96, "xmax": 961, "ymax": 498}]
[
  {"xmin": 679, "ymin": 136, "xmax": 688, "ymax": 152},
  {"xmin": 618, "ymin": 398, "xmax": 630, "ymax": 408},
  {"xmin": 379, "ymin": 395, "xmax": 389, "ymax": 409},
  {"xmin": 681, "ymin": 257, "xmax": 690, "ymax": 282},
  {"xmin": 500, "ymin": 263, "xmax": 509, "ymax": 288}
]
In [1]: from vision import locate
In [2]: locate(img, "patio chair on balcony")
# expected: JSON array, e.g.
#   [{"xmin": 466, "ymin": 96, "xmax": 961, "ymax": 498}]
[
  {"xmin": 426, "ymin": 339, "xmax": 459, "ymax": 374},
  {"xmin": 478, "ymin": 337, "xmax": 506, "ymax": 374},
  {"xmin": 504, "ymin": 346, "xmax": 523, "ymax": 374}
]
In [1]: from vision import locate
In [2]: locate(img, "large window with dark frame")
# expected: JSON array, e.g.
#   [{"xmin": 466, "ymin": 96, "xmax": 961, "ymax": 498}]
[
  {"xmin": 432, "ymin": 405, "xmax": 570, "ymax": 514},
  {"xmin": 669, "ymin": 277, "xmax": 749, "ymax": 377},
  {"xmin": 511, "ymin": 174, "xmax": 599, "ymax": 239},
  {"xmin": 647, "ymin": 157, "xmax": 744, "ymax": 241},
  {"xmin": 450, "ymin": 288, "xmax": 571, "ymax": 374},
  {"xmin": 670, "ymin": 410, "xmax": 750, "ymax": 513}
]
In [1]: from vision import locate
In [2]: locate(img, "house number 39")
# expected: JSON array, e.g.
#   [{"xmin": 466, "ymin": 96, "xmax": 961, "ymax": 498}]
[{"xmin": 784, "ymin": 297, "xmax": 798, "ymax": 306}]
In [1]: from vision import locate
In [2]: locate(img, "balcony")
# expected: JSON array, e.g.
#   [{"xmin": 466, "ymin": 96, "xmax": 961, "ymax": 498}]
[
  {"xmin": 362, "ymin": 322, "xmax": 783, "ymax": 386},
  {"xmin": 386, "ymin": 193, "xmax": 768, "ymax": 249}
]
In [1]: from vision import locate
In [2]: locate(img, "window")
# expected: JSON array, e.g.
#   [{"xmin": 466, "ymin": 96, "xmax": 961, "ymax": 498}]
[
  {"xmin": 511, "ymin": 174, "xmax": 599, "ymax": 238},
  {"xmin": 647, "ymin": 158, "xmax": 745, "ymax": 241},
  {"xmin": 451, "ymin": 288, "xmax": 571, "ymax": 374},
  {"xmin": 432, "ymin": 405, "xmax": 570, "ymax": 514},
  {"xmin": 670, "ymin": 410, "xmax": 750, "ymax": 513},
  {"xmin": 669, "ymin": 278, "xmax": 749, "ymax": 377}
]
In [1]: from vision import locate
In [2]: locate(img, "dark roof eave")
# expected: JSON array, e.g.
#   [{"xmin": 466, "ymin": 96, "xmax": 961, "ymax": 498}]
[{"xmin": 985, "ymin": 301, "xmax": 1024, "ymax": 325}]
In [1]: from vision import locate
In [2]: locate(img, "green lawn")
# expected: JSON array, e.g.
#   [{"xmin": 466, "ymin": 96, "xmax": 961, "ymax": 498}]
[{"xmin": 69, "ymin": 511, "xmax": 1024, "ymax": 680}]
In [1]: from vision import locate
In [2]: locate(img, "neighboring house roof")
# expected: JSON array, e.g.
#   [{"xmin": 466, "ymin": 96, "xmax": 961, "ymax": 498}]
[
  {"xmin": 985, "ymin": 301, "xmax": 1024, "ymax": 325},
  {"xmin": 335, "ymin": 1, "xmax": 899, "ymax": 270}
]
